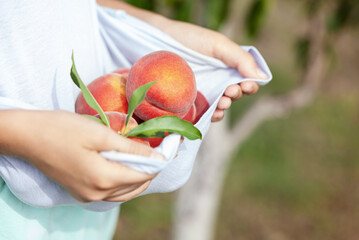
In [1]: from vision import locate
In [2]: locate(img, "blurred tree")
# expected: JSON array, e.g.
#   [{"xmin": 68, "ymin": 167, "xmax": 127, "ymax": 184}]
[
  {"xmin": 245, "ymin": 0, "xmax": 271, "ymax": 39},
  {"xmin": 171, "ymin": 0, "xmax": 359, "ymax": 240},
  {"xmin": 120, "ymin": 0, "xmax": 359, "ymax": 239}
]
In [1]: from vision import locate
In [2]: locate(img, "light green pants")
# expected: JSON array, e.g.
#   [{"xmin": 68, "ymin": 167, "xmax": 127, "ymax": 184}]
[{"xmin": 0, "ymin": 178, "xmax": 119, "ymax": 240}]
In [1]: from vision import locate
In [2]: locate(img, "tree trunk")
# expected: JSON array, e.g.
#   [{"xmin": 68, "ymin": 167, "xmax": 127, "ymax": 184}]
[
  {"xmin": 172, "ymin": 121, "xmax": 231, "ymax": 240},
  {"xmin": 172, "ymin": 5, "xmax": 327, "ymax": 240}
]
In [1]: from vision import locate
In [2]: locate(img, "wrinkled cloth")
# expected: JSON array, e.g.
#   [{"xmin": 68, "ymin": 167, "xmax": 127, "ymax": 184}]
[{"xmin": 0, "ymin": 6, "xmax": 272, "ymax": 212}]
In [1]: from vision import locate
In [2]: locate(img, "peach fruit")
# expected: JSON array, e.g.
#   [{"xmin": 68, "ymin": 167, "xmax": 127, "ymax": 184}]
[
  {"xmin": 148, "ymin": 132, "xmax": 169, "ymax": 148},
  {"xmin": 182, "ymin": 91, "xmax": 209, "ymax": 124},
  {"xmin": 126, "ymin": 51, "xmax": 197, "ymax": 121},
  {"xmin": 95, "ymin": 111, "xmax": 149, "ymax": 146},
  {"xmin": 193, "ymin": 91, "xmax": 210, "ymax": 124},
  {"xmin": 182, "ymin": 104, "xmax": 196, "ymax": 123},
  {"xmin": 75, "ymin": 73, "xmax": 128, "ymax": 116},
  {"xmin": 148, "ymin": 137, "xmax": 163, "ymax": 148}
]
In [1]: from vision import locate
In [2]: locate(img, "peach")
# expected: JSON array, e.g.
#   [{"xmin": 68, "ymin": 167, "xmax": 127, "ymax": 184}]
[
  {"xmin": 126, "ymin": 51, "xmax": 197, "ymax": 121},
  {"xmin": 193, "ymin": 91, "xmax": 210, "ymax": 124},
  {"xmin": 143, "ymin": 91, "xmax": 208, "ymax": 147},
  {"xmin": 182, "ymin": 103, "xmax": 196, "ymax": 123},
  {"xmin": 148, "ymin": 132, "xmax": 169, "ymax": 148},
  {"xmin": 182, "ymin": 91, "xmax": 209, "ymax": 124},
  {"xmin": 148, "ymin": 137, "xmax": 163, "ymax": 148},
  {"xmin": 95, "ymin": 111, "xmax": 149, "ymax": 146},
  {"xmin": 113, "ymin": 67, "xmax": 130, "ymax": 79},
  {"xmin": 75, "ymin": 73, "xmax": 128, "ymax": 116}
]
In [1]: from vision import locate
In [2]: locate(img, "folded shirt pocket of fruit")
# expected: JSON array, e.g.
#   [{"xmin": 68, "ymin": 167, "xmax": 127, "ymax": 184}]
[
  {"xmin": 0, "ymin": 7, "xmax": 272, "ymax": 211},
  {"xmin": 97, "ymin": 6, "xmax": 272, "ymax": 177}
]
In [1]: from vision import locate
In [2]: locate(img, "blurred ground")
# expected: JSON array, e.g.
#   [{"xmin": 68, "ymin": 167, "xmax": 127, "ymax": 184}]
[{"xmin": 113, "ymin": 2, "xmax": 359, "ymax": 239}]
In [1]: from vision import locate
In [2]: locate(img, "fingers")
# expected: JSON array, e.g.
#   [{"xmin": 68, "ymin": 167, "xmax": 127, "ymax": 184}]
[
  {"xmin": 97, "ymin": 129, "xmax": 167, "ymax": 161},
  {"xmin": 106, "ymin": 182, "xmax": 145, "ymax": 198},
  {"xmin": 211, "ymin": 109, "xmax": 224, "ymax": 122},
  {"xmin": 224, "ymin": 84, "xmax": 243, "ymax": 100},
  {"xmin": 217, "ymin": 96, "xmax": 232, "ymax": 110},
  {"xmin": 104, "ymin": 180, "xmax": 151, "ymax": 202},
  {"xmin": 229, "ymin": 48, "xmax": 263, "ymax": 96},
  {"xmin": 212, "ymin": 95, "xmax": 232, "ymax": 122},
  {"xmin": 94, "ymin": 153, "xmax": 157, "ymax": 185},
  {"xmin": 81, "ymin": 119, "xmax": 164, "ymax": 201},
  {"xmin": 236, "ymin": 50, "xmax": 268, "ymax": 80},
  {"xmin": 240, "ymin": 81, "xmax": 260, "ymax": 95},
  {"xmin": 213, "ymin": 80, "xmax": 259, "ymax": 122},
  {"xmin": 213, "ymin": 36, "xmax": 268, "ymax": 80},
  {"xmin": 67, "ymin": 154, "xmax": 155, "ymax": 202}
]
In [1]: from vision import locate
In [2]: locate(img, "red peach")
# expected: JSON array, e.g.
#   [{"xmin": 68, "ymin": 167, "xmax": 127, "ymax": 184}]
[
  {"xmin": 148, "ymin": 137, "xmax": 163, "ymax": 148},
  {"xmin": 193, "ymin": 91, "xmax": 210, "ymax": 124},
  {"xmin": 126, "ymin": 51, "xmax": 197, "ymax": 121},
  {"xmin": 95, "ymin": 111, "xmax": 149, "ymax": 146},
  {"xmin": 148, "ymin": 132, "xmax": 169, "ymax": 148},
  {"xmin": 149, "ymin": 91, "xmax": 208, "ymax": 146},
  {"xmin": 182, "ymin": 103, "xmax": 197, "ymax": 123},
  {"xmin": 75, "ymin": 74, "xmax": 128, "ymax": 116}
]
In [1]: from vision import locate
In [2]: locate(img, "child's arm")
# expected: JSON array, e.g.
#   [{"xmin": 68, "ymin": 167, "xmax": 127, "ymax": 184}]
[
  {"xmin": 97, "ymin": 0, "xmax": 268, "ymax": 121},
  {"xmin": 0, "ymin": 110, "xmax": 165, "ymax": 202}
]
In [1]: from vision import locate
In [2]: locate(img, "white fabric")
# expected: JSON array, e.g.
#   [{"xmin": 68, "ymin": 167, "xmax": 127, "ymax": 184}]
[{"xmin": 0, "ymin": 4, "xmax": 272, "ymax": 211}]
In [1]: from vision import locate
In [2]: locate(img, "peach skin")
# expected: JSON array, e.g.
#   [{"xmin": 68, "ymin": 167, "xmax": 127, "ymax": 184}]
[
  {"xmin": 126, "ymin": 51, "xmax": 197, "ymax": 121},
  {"xmin": 75, "ymin": 73, "xmax": 128, "ymax": 116}
]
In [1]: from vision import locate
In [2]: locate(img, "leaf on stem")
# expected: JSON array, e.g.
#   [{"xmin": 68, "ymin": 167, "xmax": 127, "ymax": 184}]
[
  {"xmin": 70, "ymin": 52, "xmax": 110, "ymax": 127},
  {"xmin": 125, "ymin": 81, "xmax": 156, "ymax": 126},
  {"xmin": 127, "ymin": 115, "xmax": 202, "ymax": 140}
]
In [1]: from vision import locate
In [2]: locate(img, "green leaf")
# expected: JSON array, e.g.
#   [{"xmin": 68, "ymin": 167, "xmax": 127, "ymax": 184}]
[
  {"xmin": 126, "ymin": 81, "xmax": 156, "ymax": 126},
  {"xmin": 70, "ymin": 52, "xmax": 110, "ymax": 127},
  {"xmin": 127, "ymin": 115, "xmax": 202, "ymax": 140},
  {"xmin": 82, "ymin": 114, "xmax": 106, "ymax": 125}
]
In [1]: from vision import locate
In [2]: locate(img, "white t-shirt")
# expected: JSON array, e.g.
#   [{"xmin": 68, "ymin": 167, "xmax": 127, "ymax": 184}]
[
  {"xmin": 0, "ymin": 0, "xmax": 272, "ymax": 212},
  {"xmin": 0, "ymin": 0, "xmax": 105, "ymax": 111},
  {"xmin": 0, "ymin": 1, "xmax": 120, "ymax": 239}
]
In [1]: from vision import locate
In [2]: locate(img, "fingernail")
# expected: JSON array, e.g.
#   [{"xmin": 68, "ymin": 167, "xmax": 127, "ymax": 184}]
[
  {"xmin": 256, "ymin": 68, "xmax": 268, "ymax": 80},
  {"xmin": 150, "ymin": 151, "xmax": 167, "ymax": 162}
]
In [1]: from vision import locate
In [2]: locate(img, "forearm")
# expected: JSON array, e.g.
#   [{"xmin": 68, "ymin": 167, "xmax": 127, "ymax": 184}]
[
  {"xmin": 0, "ymin": 110, "xmax": 29, "ymax": 157},
  {"xmin": 97, "ymin": 0, "xmax": 166, "ymax": 27}
]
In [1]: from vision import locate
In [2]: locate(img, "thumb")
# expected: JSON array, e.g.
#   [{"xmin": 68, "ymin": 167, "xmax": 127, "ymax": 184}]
[
  {"xmin": 214, "ymin": 37, "xmax": 268, "ymax": 80},
  {"xmin": 99, "ymin": 130, "xmax": 167, "ymax": 162},
  {"xmin": 235, "ymin": 49, "xmax": 268, "ymax": 80}
]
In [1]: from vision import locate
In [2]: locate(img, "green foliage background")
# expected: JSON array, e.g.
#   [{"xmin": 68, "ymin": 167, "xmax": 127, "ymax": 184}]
[{"xmin": 114, "ymin": 0, "xmax": 359, "ymax": 239}]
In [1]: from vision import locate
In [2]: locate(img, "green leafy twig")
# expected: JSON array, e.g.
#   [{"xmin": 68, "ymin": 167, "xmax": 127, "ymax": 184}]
[
  {"xmin": 127, "ymin": 115, "xmax": 202, "ymax": 140},
  {"xmin": 125, "ymin": 81, "xmax": 156, "ymax": 129},
  {"xmin": 70, "ymin": 52, "xmax": 110, "ymax": 127}
]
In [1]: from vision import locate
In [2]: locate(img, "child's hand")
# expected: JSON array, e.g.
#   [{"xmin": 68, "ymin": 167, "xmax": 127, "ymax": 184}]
[
  {"xmin": 0, "ymin": 110, "xmax": 166, "ymax": 202},
  {"xmin": 209, "ymin": 35, "xmax": 268, "ymax": 121}
]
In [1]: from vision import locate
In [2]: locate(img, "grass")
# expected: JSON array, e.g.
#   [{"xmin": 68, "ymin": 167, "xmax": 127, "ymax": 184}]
[
  {"xmin": 217, "ymin": 92, "xmax": 359, "ymax": 240},
  {"xmin": 114, "ymin": 85, "xmax": 359, "ymax": 240}
]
